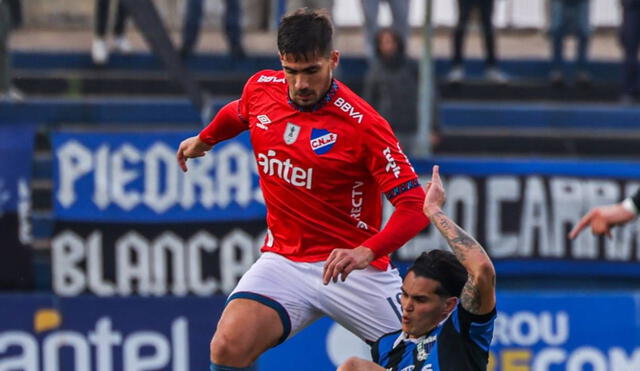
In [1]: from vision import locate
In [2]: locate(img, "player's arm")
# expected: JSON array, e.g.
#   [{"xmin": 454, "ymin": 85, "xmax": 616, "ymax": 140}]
[
  {"xmin": 177, "ymin": 99, "xmax": 248, "ymax": 172},
  {"xmin": 568, "ymin": 189, "xmax": 639, "ymax": 239},
  {"xmin": 423, "ymin": 165, "xmax": 496, "ymax": 315},
  {"xmin": 322, "ymin": 186, "xmax": 429, "ymax": 284}
]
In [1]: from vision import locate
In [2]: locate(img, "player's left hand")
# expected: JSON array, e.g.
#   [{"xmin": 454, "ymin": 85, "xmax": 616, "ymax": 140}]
[
  {"xmin": 322, "ymin": 246, "xmax": 375, "ymax": 285},
  {"xmin": 423, "ymin": 165, "xmax": 446, "ymax": 218}
]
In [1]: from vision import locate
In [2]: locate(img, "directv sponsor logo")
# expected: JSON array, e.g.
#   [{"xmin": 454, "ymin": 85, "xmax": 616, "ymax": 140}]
[{"xmin": 310, "ymin": 129, "xmax": 337, "ymax": 155}]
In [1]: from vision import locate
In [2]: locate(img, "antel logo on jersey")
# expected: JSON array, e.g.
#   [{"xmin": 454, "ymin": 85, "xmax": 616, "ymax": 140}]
[
  {"xmin": 257, "ymin": 75, "xmax": 286, "ymax": 83},
  {"xmin": 257, "ymin": 150, "xmax": 313, "ymax": 190},
  {"xmin": 310, "ymin": 129, "xmax": 338, "ymax": 155}
]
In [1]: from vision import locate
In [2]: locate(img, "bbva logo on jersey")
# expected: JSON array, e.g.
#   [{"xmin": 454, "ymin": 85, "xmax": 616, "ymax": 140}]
[{"xmin": 310, "ymin": 129, "xmax": 338, "ymax": 155}]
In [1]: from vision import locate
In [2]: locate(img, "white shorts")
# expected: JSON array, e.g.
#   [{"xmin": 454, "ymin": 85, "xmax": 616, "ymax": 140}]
[{"xmin": 228, "ymin": 252, "xmax": 403, "ymax": 344}]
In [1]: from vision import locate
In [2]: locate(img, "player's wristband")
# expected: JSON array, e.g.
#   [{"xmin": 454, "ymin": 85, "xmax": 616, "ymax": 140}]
[{"xmin": 622, "ymin": 197, "xmax": 639, "ymax": 216}]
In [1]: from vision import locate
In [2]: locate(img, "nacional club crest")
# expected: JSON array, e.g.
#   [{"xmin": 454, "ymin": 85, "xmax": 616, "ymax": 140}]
[
  {"xmin": 284, "ymin": 122, "xmax": 301, "ymax": 145},
  {"xmin": 310, "ymin": 128, "xmax": 338, "ymax": 155}
]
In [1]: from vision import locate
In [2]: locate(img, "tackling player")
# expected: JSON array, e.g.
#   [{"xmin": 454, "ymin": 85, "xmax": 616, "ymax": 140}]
[
  {"xmin": 176, "ymin": 8, "xmax": 430, "ymax": 371},
  {"xmin": 339, "ymin": 165, "xmax": 497, "ymax": 371}
]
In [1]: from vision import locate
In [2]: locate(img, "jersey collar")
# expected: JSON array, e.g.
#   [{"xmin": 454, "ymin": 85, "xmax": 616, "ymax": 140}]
[{"xmin": 287, "ymin": 79, "xmax": 339, "ymax": 112}]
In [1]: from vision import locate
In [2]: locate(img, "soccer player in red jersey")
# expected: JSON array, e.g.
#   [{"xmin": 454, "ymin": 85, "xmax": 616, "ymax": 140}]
[{"xmin": 176, "ymin": 8, "xmax": 429, "ymax": 371}]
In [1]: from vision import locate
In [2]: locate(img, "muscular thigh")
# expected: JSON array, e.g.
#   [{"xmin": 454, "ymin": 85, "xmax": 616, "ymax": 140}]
[
  {"xmin": 213, "ymin": 298, "xmax": 283, "ymax": 360},
  {"xmin": 319, "ymin": 266, "xmax": 403, "ymax": 343}
]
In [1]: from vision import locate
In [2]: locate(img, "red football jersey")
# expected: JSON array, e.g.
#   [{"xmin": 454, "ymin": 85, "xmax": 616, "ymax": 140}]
[{"xmin": 205, "ymin": 70, "xmax": 420, "ymax": 270}]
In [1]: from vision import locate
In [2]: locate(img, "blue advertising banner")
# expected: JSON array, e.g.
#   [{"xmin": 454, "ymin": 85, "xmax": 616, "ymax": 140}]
[
  {"xmin": 1, "ymin": 292, "xmax": 638, "ymax": 370},
  {"xmin": 389, "ymin": 157, "xmax": 640, "ymax": 277},
  {"xmin": 52, "ymin": 131, "xmax": 265, "ymax": 222},
  {"xmin": 259, "ymin": 292, "xmax": 640, "ymax": 371},
  {"xmin": 0, "ymin": 294, "xmax": 226, "ymax": 371},
  {"xmin": 0, "ymin": 123, "xmax": 35, "ymax": 289}
]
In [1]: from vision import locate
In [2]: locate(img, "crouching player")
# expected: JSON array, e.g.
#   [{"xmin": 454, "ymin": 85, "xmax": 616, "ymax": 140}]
[{"xmin": 339, "ymin": 165, "xmax": 497, "ymax": 371}]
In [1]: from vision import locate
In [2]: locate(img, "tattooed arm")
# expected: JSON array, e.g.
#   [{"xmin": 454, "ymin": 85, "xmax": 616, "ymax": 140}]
[{"xmin": 423, "ymin": 166, "xmax": 496, "ymax": 315}]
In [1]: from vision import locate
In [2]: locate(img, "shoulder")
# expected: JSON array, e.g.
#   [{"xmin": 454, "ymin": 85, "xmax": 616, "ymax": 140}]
[
  {"xmin": 333, "ymin": 80, "xmax": 388, "ymax": 128},
  {"xmin": 373, "ymin": 329, "xmax": 402, "ymax": 349},
  {"xmin": 244, "ymin": 70, "xmax": 286, "ymax": 90}
]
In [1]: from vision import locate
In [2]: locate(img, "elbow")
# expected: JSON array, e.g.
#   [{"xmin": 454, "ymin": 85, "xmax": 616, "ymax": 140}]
[{"xmin": 472, "ymin": 261, "xmax": 496, "ymax": 287}]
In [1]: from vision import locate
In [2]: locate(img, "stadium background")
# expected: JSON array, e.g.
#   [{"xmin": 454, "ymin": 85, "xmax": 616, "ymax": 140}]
[{"xmin": 1, "ymin": 0, "xmax": 639, "ymax": 370}]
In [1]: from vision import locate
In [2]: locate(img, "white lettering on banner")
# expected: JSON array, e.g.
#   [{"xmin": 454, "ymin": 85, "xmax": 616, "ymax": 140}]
[
  {"xmin": 256, "ymin": 150, "xmax": 313, "ymax": 190},
  {"xmin": 520, "ymin": 176, "xmax": 552, "ymax": 258},
  {"xmin": 18, "ymin": 178, "xmax": 32, "ymax": 245},
  {"xmin": 52, "ymin": 229, "xmax": 263, "ymax": 297},
  {"xmin": 57, "ymin": 140, "xmax": 93, "ymax": 207},
  {"xmin": 0, "ymin": 317, "xmax": 188, "ymax": 371},
  {"xmin": 56, "ymin": 140, "xmax": 260, "ymax": 213},
  {"xmin": 111, "ymin": 144, "xmax": 141, "ymax": 210},
  {"xmin": 529, "ymin": 347, "xmax": 640, "ymax": 371},
  {"xmin": 493, "ymin": 311, "xmax": 569, "ymax": 347},
  {"xmin": 490, "ymin": 310, "xmax": 639, "ymax": 370},
  {"xmin": 390, "ymin": 174, "xmax": 640, "ymax": 263},
  {"xmin": 486, "ymin": 177, "xmax": 519, "ymax": 258},
  {"xmin": 383, "ymin": 147, "xmax": 400, "ymax": 178},
  {"xmin": 334, "ymin": 97, "xmax": 364, "ymax": 123}
]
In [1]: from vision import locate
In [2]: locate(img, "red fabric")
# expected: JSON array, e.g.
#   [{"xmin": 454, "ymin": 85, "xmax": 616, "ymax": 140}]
[
  {"xmin": 362, "ymin": 187, "xmax": 430, "ymax": 258},
  {"xmin": 205, "ymin": 70, "xmax": 425, "ymax": 270},
  {"xmin": 198, "ymin": 100, "xmax": 249, "ymax": 145}
]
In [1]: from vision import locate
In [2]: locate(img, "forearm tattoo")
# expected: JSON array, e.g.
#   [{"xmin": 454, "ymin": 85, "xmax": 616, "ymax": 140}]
[{"xmin": 431, "ymin": 211, "xmax": 492, "ymax": 313}]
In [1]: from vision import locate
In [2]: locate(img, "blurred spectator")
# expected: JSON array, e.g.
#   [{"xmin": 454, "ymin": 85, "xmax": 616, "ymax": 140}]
[
  {"xmin": 363, "ymin": 28, "xmax": 417, "ymax": 151},
  {"xmin": 92, "ymin": 0, "xmax": 132, "ymax": 65},
  {"xmin": 360, "ymin": 0, "xmax": 408, "ymax": 60},
  {"xmin": 180, "ymin": 0, "xmax": 245, "ymax": 60},
  {"xmin": 620, "ymin": 0, "xmax": 640, "ymax": 103},
  {"xmin": 548, "ymin": 0, "xmax": 591, "ymax": 87},
  {"xmin": 287, "ymin": 0, "xmax": 334, "ymax": 13},
  {"xmin": 0, "ymin": 0, "xmax": 23, "ymax": 101},
  {"xmin": 447, "ymin": 0, "xmax": 508, "ymax": 84}
]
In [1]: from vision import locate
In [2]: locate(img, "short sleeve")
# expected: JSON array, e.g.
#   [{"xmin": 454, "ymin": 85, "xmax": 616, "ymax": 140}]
[
  {"xmin": 362, "ymin": 118, "xmax": 419, "ymax": 196},
  {"xmin": 451, "ymin": 304, "xmax": 497, "ymax": 352}
]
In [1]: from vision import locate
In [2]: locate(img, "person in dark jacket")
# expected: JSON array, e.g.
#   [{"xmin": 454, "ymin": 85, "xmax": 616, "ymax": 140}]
[{"xmin": 363, "ymin": 28, "xmax": 418, "ymax": 152}]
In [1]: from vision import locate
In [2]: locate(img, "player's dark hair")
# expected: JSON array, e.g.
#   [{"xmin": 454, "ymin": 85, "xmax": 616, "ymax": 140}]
[
  {"xmin": 407, "ymin": 250, "xmax": 468, "ymax": 298},
  {"xmin": 278, "ymin": 8, "xmax": 334, "ymax": 61}
]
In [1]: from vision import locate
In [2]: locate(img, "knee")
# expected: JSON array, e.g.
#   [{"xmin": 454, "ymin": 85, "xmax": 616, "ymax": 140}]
[{"xmin": 210, "ymin": 332, "xmax": 252, "ymax": 367}]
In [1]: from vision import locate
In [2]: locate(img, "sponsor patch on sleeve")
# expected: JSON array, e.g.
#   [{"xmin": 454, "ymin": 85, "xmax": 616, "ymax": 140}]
[{"xmin": 384, "ymin": 178, "xmax": 421, "ymax": 200}]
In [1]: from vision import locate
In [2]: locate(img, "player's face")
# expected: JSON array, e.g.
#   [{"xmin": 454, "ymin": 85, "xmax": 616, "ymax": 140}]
[
  {"xmin": 400, "ymin": 272, "xmax": 457, "ymax": 339},
  {"xmin": 280, "ymin": 51, "xmax": 339, "ymax": 107}
]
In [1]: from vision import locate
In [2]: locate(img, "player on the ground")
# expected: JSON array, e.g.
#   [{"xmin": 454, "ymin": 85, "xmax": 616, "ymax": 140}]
[
  {"xmin": 339, "ymin": 165, "xmax": 497, "ymax": 371},
  {"xmin": 176, "ymin": 8, "xmax": 429, "ymax": 371},
  {"xmin": 569, "ymin": 190, "xmax": 640, "ymax": 239}
]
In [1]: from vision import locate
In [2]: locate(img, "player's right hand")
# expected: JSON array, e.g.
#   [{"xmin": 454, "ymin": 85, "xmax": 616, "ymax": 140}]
[{"xmin": 176, "ymin": 136, "xmax": 213, "ymax": 172}]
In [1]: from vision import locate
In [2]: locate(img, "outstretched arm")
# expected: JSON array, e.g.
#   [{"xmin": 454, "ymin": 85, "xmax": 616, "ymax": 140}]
[
  {"xmin": 176, "ymin": 99, "xmax": 248, "ymax": 172},
  {"xmin": 423, "ymin": 165, "xmax": 496, "ymax": 315},
  {"xmin": 568, "ymin": 192, "xmax": 638, "ymax": 239}
]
